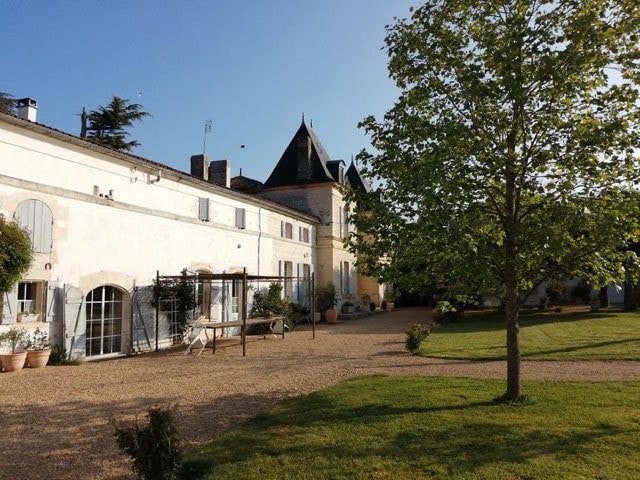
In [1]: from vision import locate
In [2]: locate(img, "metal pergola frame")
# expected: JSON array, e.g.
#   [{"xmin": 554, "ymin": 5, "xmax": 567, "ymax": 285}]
[{"xmin": 154, "ymin": 268, "xmax": 316, "ymax": 355}]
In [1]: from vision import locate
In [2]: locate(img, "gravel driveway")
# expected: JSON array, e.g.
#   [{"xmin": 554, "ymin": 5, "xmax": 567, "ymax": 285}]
[{"xmin": 2, "ymin": 306, "xmax": 639, "ymax": 479}]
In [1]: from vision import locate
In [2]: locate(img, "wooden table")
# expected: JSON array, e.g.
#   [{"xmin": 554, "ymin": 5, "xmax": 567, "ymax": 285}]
[{"xmin": 197, "ymin": 316, "xmax": 287, "ymax": 356}]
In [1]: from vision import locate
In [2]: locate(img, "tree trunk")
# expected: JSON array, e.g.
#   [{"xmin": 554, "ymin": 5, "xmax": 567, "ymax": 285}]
[
  {"xmin": 624, "ymin": 281, "xmax": 637, "ymax": 311},
  {"xmin": 599, "ymin": 286, "xmax": 609, "ymax": 309},
  {"xmin": 504, "ymin": 249, "xmax": 521, "ymax": 401}
]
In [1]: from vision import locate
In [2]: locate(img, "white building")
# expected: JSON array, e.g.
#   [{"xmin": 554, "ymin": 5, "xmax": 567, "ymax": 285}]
[{"xmin": 0, "ymin": 100, "xmax": 381, "ymax": 359}]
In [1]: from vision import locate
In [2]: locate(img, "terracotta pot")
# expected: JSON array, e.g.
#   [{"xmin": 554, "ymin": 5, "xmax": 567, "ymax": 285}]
[
  {"xmin": 26, "ymin": 349, "xmax": 51, "ymax": 368},
  {"xmin": 0, "ymin": 352, "xmax": 28, "ymax": 373},
  {"xmin": 325, "ymin": 308, "xmax": 338, "ymax": 324}
]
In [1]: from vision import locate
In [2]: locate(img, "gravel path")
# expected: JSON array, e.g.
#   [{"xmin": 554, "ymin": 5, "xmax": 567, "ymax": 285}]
[{"xmin": 1, "ymin": 306, "xmax": 639, "ymax": 479}]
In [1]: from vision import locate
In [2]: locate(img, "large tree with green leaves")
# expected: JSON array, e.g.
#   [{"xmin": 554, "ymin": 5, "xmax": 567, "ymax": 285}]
[
  {"xmin": 81, "ymin": 96, "xmax": 150, "ymax": 152},
  {"xmin": 347, "ymin": 1, "xmax": 640, "ymax": 400},
  {"xmin": 0, "ymin": 219, "xmax": 33, "ymax": 315}
]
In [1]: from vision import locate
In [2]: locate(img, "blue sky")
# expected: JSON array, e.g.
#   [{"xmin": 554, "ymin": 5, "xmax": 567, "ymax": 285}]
[{"xmin": 3, "ymin": 0, "xmax": 416, "ymax": 181}]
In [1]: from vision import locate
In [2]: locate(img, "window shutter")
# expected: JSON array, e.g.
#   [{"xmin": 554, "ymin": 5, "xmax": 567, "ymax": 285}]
[
  {"xmin": 280, "ymin": 221, "xmax": 284, "ymax": 237},
  {"xmin": 198, "ymin": 198, "xmax": 210, "ymax": 221},
  {"xmin": 235, "ymin": 208, "xmax": 246, "ymax": 229},
  {"xmin": 2, "ymin": 289, "xmax": 17, "ymax": 325},
  {"xmin": 15, "ymin": 199, "xmax": 53, "ymax": 253}
]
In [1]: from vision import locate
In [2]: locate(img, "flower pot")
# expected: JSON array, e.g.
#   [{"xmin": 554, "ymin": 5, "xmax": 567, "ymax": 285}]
[
  {"xmin": 0, "ymin": 352, "xmax": 28, "ymax": 373},
  {"xmin": 26, "ymin": 349, "xmax": 51, "ymax": 368},
  {"xmin": 342, "ymin": 305, "xmax": 355, "ymax": 314},
  {"xmin": 325, "ymin": 308, "xmax": 338, "ymax": 324}
]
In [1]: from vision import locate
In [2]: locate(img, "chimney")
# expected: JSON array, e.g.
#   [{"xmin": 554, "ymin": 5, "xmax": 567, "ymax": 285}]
[
  {"xmin": 209, "ymin": 160, "xmax": 230, "ymax": 188},
  {"xmin": 16, "ymin": 98, "xmax": 38, "ymax": 122},
  {"xmin": 190, "ymin": 154, "xmax": 209, "ymax": 181}
]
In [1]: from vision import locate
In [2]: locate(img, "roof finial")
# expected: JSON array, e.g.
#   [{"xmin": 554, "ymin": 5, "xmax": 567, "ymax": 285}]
[
  {"xmin": 302, "ymin": 112, "xmax": 305, "ymax": 124},
  {"xmin": 310, "ymin": 118, "xmax": 313, "ymax": 128}
]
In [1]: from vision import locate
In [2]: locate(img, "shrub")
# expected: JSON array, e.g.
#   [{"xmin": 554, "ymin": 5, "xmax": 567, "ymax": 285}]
[
  {"xmin": 113, "ymin": 406, "xmax": 182, "ymax": 480},
  {"xmin": 381, "ymin": 300, "xmax": 388, "ymax": 310},
  {"xmin": 546, "ymin": 278, "xmax": 567, "ymax": 304},
  {"xmin": 432, "ymin": 300, "xmax": 460, "ymax": 324},
  {"xmin": 405, "ymin": 323, "xmax": 430, "ymax": 354},
  {"xmin": 315, "ymin": 282, "xmax": 337, "ymax": 312},
  {"xmin": 369, "ymin": 301, "xmax": 376, "ymax": 312},
  {"xmin": 48, "ymin": 344, "xmax": 68, "ymax": 365}
]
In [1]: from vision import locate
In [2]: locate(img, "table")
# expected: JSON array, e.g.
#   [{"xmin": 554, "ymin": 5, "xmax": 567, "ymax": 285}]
[{"xmin": 184, "ymin": 316, "xmax": 287, "ymax": 356}]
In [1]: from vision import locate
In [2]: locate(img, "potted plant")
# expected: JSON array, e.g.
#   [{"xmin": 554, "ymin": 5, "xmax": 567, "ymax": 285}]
[
  {"xmin": 383, "ymin": 291, "xmax": 396, "ymax": 310},
  {"xmin": 26, "ymin": 327, "xmax": 51, "ymax": 368},
  {"xmin": 342, "ymin": 301, "xmax": 355, "ymax": 314},
  {"xmin": 316, "ymin": 282, "xmax": 338, "ymax": 323},
  {"xmin": 0, "ymin": 327, "xmax": 29, "ymax": 372}
]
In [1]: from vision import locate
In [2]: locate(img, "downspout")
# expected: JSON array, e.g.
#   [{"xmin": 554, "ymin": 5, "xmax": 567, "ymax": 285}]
[{"xmin": 257, "ymin": 207, "xmax": 262, "ymax": 276}]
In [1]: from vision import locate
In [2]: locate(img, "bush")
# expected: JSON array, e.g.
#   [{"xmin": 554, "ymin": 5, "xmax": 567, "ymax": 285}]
[
  {"xmin": 48, "ymin": 344, "xmax": 68, "ymax": 365},
  {"xmin": 405, "ymin": 323, "xmax": 430, "ymax": 354},
  {"xmin": 369, "ymin": 301, "xmax": 376, "ymax": 312},
  {"xmin": 381, "ymin": 300, "xmax": 388, "ymax": 310},
  {"xmin": 432, "ymin": 300, "xmax": 460, "ymax": 324},
  {"xmin": 113, "ymin": 406, "xmax": 182, "ymax": 480}
]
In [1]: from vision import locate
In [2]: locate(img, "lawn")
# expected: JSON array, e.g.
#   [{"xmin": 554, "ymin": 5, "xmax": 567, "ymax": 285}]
[
  {"xmin": 424, "ymin": 308, "xmax": 640, "ymax": 360},
  {"xmin": 182, "ymin": 376, "xmax": 640, "ymax": 480}
]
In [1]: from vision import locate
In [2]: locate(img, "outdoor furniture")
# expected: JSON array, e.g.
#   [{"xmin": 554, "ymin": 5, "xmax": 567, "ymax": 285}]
[{"xmin": 184, "ymin": 316, "xmax": 287, "ymax": 356}]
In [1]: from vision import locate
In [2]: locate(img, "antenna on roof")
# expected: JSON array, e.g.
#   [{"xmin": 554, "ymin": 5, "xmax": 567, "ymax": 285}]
[
  {"xmin": 302, "ymin": 112, "xmax": 305, "ymax": 123},
  {"xmin": 310, "ymin": 118, "xmax": 313, "ymax": 128},
  {"xmin": 202, "ymin": 119, "xmax": 212, "ymax": 154}
]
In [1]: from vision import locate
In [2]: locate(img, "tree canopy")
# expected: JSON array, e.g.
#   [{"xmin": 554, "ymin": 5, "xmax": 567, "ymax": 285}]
[
  {"xmin": 347, "ymin": 0, "xmax": 640, "ymax": 400},
  {"xmin": 0, "ymin": 91, "xmax": 16, "ymax": 115},
  {"xmin": 81, "ymin": 96, "xmax": 150, "ymax": 152},
  {"xmin": 0, "ymin": 219, "xmax": 33, "ymax": 314}
]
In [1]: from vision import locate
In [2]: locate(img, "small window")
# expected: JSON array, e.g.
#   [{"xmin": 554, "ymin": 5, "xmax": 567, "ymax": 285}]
[
  {"xmin": 302, "ymin": 227, "xmax": 310, "ymax": 243},
  {"xmin": 235, "ymin": 208, "xmax": 246, "ymax": 229},
  {"xmin": 198, "ymin": 198, "xmax": 210, "ymax": 222},
  {"xmin": 281, "ymin": 221, "xmax": 293, "ymax": 239},
  {"xmin": 17, "ymin": 281, "xmax": 44, "ymax": 320}
]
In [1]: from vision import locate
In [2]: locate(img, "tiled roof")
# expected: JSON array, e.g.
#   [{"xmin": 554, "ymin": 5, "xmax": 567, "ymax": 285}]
[{"xmin": 230, "ymin": 175, "xmax": 264, "ymax": 193}]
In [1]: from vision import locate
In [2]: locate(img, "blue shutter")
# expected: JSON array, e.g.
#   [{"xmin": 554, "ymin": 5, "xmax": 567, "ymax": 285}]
[{"xmin": 15, "ymin": 199, "xmax": 53, "ymax": 253}]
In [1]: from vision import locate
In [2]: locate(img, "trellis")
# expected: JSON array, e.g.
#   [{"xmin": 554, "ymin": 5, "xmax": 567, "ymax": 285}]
[{"xmin": 154, "ymin": 269, "xmax": 316, "ymax": 355}]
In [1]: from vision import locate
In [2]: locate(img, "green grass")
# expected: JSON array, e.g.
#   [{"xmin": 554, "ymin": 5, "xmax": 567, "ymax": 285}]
[
  {"xmin": 182, "ymin": 376, "xmax": 640, "ymax": 479},
  {"xmin": 425, "ymin": 309, "xmax": 640, "ymax": 360}
]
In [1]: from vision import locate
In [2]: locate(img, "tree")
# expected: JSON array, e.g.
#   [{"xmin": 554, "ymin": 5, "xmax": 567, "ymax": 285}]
[
  {"xmin": 0, "ymin": 218, "xmax": 33, "ymax": 315},
  {"xmin": 0, "ymin": 91, "xmax": 16, "ymax": 115},
  {"xmin": 81, "ymin": 96, "xmax": 150, "ymax": 152},
  {"xmin": 347, "ymin": 1, "xmax": 640, "ymax": 400}
]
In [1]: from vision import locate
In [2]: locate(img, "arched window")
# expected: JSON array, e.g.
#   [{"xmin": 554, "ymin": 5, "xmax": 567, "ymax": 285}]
[
  {"xmin": 14, "ymin": 199, "xmax": 53, "ymax": 253},
  {"xmin": 86, "ymin": 285, "xmax": 123, "ymax": 356}
]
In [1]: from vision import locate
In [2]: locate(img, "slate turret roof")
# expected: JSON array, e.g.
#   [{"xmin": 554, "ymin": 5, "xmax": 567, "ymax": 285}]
[
  {"xmin": 346, "ymin": 160, "xmax": 372, "ymax": 193},
  {"xmin": 263, "ymin": 119, "xmax": 336, "ymax": 188}
]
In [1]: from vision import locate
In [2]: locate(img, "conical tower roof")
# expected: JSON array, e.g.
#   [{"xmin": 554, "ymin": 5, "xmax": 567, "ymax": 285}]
[{"xmin": 264, "ymin": 119, "xmax": 336, "ymax": 188}]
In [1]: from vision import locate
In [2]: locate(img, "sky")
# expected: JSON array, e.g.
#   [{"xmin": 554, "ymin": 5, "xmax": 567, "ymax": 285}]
[{"xmin": 3, "ymin": 0, "xmax": 417, "ymax": 182}]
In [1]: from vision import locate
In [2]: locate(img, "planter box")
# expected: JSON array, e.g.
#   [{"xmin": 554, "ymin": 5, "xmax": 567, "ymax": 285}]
[
  {"xmin": 342, "ymin": 306, "xmax": 355, "ymax": 314},
  {"xmin": 325, "ymin": 309, "xmax": 338, "ymax": 324}
]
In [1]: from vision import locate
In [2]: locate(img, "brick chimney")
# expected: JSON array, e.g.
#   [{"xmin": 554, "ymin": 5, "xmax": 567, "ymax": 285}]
[
  {"xmin": 190, "ymin": 154, "xmax": 209, "ymax": 181},
  {"xmin": 16, "ymin": 98, "xmax": 38, "ymax": 122},
  {"xmin": 209, "ymin": 160, "xmax": 230, "ymax": 188}
]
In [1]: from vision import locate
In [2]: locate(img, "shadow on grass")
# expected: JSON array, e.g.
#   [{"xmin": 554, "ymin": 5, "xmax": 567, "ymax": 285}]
[
  {"xmin": 435, "ymin": 310, "xmax": 624, "ymax": 335},
  {"xmin": 182, "ymin": 386, "xmax": 632, "ymax": 480},
  {"xmin": 522, "ymin": 337, "xmax": 640, "ymax": 358}
]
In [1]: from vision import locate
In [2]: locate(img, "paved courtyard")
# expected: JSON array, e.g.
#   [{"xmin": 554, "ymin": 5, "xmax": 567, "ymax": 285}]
[{"xmin": 1, "ymin": 307, "xmax": 639, "ymax": 479}]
